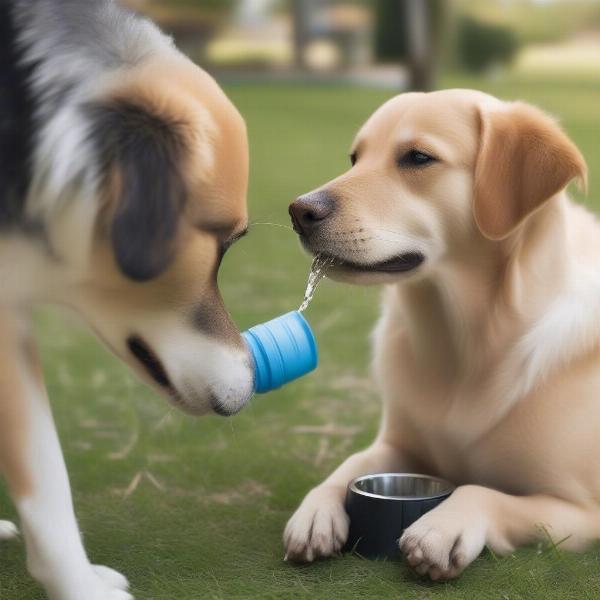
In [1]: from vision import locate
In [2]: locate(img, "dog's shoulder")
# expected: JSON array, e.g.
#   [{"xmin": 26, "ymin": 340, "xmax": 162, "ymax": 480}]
[{"xmin": 511, "ymin": 198, "xmax": 600, "ymax": 403}]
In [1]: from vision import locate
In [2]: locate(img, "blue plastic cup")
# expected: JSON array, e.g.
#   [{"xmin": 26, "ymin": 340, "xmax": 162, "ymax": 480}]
[{"xmin": 242, "ymin": 311, "xmax": 318, "ymax": 393}]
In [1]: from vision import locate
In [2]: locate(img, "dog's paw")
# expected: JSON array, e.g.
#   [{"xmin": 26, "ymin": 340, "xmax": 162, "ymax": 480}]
[
  {"xmin": 94, "ymin": 590, "xmax": 132, "ymax": 600},
  {"xmin": 89, "ymin": 588, "xmax": 133, "ymax": 600},
  {"xmin": 399, "ymin": 503, "xmax": 487, "ymax": 580},
  {"xmin": 284, "ymin": 486, "xmax": 349, "ymax": 562},
  {"xmin": 84, "ymin": 566, "xmax": 132, "ymax": 600},
  {"xmin": 43, "ymin": 565, "xmax": 133, "ymax": 600},
  {"xmin": 93, "ymin": 565, "xmax": 130, "ymax": 591},
  {"xmin": 0, "ymin": 520, "xmax": 19, "ymax": 540}
]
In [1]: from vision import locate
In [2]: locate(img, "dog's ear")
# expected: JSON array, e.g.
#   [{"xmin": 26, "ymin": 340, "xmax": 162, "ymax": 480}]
[
  {"xmin": 474, "ymin": 102, "xmax": 587, "ymax": 240},
  {"xmin": 91, "ymin": 101, "xmax": 186, "ymax": 281}
]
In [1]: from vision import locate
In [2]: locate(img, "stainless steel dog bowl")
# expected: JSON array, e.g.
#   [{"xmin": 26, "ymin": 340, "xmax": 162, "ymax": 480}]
[{"xmin": 345, "ymin": 473, "xmax": 455, "ymax": 559}]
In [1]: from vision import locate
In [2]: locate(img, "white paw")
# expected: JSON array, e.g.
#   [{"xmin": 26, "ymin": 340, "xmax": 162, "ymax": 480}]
[
  {"xmin": 100, "ymin": 590, "xmax": 132, "ymax": 600},
  {"xmin": 75, "ymin": 581, "xmax": 133, "ymax": 600},
  {"xmin": 399, "ymin": 505, "xmax": 486, "ymax": 580},
  {"xmin": 43, "ymin": 566, "xmax": 133, "ymax": 600},
  {"xmin": 284, "ymin": 487, "xmax": 349, "ymax": 562},
  {"xmin": 0, "ymin": 520, "xmax": 19, "ymax": 540},
  {"xmin": 98, "ymin": 590, "xmax": 132, "ymax": 600},
  {"xmin": 93, "ymin": 565, "xmax": 130, "ymax": 591},
  {"xmin": 85, "ymin": 568, "xmax": 133, "ymax": 600}
]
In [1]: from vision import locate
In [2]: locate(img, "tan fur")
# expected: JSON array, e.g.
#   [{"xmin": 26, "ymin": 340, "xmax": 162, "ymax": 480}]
[
  {"xmin": 82, "ymin": 54, "xmax": 249, "ymax": 354},
  {"xmin": 284, "ymin": 89, "xmax": 600, "ymax": 579},
  {"xmin": 0, "ymin": 312, "xmax": 34, "ymax": 497},
  {"xmin": 474, "ymin": 102, "xmax": 587, "ymax": 240},
  {"xmin": 105, "ymin": 54, "xmax": 249, "ymax": 234}
]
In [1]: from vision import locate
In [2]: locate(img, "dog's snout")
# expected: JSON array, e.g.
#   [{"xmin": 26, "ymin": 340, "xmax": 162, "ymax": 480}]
[{"xmin": 289, "ymin": 192, "xmax": 334, "ymax": 236}]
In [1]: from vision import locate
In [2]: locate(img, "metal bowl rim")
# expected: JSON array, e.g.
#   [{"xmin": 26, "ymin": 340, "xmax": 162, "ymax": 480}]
[{"xmin": 348, "ymin": 472, "xmax": 455, "ymax": 501}]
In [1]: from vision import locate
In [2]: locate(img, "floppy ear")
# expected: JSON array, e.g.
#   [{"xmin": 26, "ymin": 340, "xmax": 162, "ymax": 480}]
[
  {"xmin": 474, "ymin": 102, "xmax": 587, "ymax": 240},
  {"xmin": 91, "ymin": 101, "xmax": 186, "ymax": 281}
]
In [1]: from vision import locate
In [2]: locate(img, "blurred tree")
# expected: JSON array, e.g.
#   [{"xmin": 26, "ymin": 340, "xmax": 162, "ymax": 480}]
[
  {"xmin": 126, "ymin": 0, "xmax": 236, "ymax": 17},
  {"xmin": 152, "ymin": 0, "xmax": 236, "ymax": 11},
  {"xmin": 290, "ymin": 0, "xmax": 372, "ymax": 72},
  {"xmin": 123, "ymin": 0, "xmax": 237, "ymax": 60},
  {"xmin": 457, "ymin": 16, "xmax": 520, "ymax": 74},
  {"xmin": 375, "ymin": 0, "xmax": 407, "ymax": 61},
  {"xmin": 375, "ymin": 0, "xmax": 447, "ymax": 91},
  {"xmin": 457, "ymin": 0, "xmax": 600, "ymax": 46},
  {"xmin": 291, "ymin": 0, "xmax": 311, "ymax": 70}
]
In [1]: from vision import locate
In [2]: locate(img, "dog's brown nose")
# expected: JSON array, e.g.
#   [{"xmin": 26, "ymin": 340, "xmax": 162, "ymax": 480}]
[{"xmin": 289, "ymin": 192, "xmax": 334, "ymax": 236}]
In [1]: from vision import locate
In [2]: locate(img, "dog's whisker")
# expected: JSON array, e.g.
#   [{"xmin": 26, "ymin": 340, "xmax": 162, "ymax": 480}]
[{"xmin": 249, "ymin": 221, "xmax": 295, "ymax": 232}]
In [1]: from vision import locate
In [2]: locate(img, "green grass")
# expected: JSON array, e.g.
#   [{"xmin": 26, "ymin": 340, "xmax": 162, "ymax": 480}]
[{"xmin": 1, "ymin": 74, "xmax": 600, "ymax": 599}]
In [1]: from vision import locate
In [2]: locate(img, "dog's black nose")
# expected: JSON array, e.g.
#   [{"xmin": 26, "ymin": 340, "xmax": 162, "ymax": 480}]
[{"xmin": 289, "ymin": 192, "xmax": 334, "ymax": 236}]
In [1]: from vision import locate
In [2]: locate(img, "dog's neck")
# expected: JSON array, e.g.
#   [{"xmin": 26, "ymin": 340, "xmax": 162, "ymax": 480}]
[
  {"xmin": 395, "ymin": 193, "xmax": 572, "ymax": 382},
  {"xmin": 0, "ymin": 196, "xmax": 98, "ymax": 306},
  {"xmin": 389, "ymin": 191, "xmax": 600, "ymax": 441}
]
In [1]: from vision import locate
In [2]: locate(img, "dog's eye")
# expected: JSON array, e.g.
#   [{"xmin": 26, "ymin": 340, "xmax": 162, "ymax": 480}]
[
  {"xmin": 399, "ymin": 150, "xmax": 436, "ymax": 168},
  {"xmin": 350, "ymin": 152, "xmax": 357, "ymax": 167}
]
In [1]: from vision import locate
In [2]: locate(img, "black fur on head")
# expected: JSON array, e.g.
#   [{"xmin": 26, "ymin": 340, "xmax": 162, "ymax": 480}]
[
  {"xmin": 0, "ymin": 2, "xmax": 36, "ymax": 230},
  {"xmin": 89, "ymin": 100, "xmax": 187, "ymax": 281}
]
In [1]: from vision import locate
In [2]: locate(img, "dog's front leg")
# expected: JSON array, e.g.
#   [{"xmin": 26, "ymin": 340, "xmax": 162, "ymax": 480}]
[
  {"xmin": 284, "ymin": 440, "xmax": 412, "ymax": 561},
  {"xmin": 0, "ymin": 310, "xmax": 132, "ymax": 600},
  {"xmin": 400, "ymin": 484, "xmax": 598, "ymax": 581}
]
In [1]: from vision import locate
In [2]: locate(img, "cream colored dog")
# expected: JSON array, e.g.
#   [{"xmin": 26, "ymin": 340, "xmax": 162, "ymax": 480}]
[{"xmin": 285, "ymin": 89, "xmax": 599, "ymax": 580}]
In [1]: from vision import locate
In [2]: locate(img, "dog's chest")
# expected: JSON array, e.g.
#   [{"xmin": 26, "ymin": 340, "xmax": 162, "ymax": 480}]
[
  {"xmin": 383, "ymin": 351, "xmax": 600, "ymax": 497},
  {"xmin": 396, "ymin": 391, "xmax": 537, "ymax": 492}
]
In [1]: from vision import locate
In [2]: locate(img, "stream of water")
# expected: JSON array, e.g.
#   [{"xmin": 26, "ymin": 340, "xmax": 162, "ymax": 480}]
[{"xmin": 298, "ymin": 255, "xmax": 333, "ymax": 313}]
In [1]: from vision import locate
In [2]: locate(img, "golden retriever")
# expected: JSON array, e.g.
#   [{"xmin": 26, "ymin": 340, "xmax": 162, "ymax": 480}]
[{"xmin": 285, "ymin": 89, "xmax": 598, "ymax": 581}]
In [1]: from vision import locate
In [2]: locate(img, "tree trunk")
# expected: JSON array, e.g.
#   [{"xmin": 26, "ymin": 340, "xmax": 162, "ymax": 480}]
[
  {"xmin": 291, "ymin": 0, "xmax": 311, "ymax": 71},
  {"xmin": 405, "ymin": 0, "xmax": 435, "ymax": 91}
]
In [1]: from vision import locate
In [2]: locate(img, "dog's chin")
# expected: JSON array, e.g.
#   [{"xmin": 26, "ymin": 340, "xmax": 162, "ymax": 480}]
[
  {"xmin": 165, "ymin": 388, "xmax": 213, "ymax": 415},
  {"xmin": 140, "ymin": 373, "xmax": 251, "ymax": 417},
  {"xmin": 144, "ymin": 372, "xmax": 253, "ymax": 417},
  {"xmin": 125, "ymin": 334, "xmax": 253, "ymax": 417},
  {"xmin": 127, "ymin": 359, "xmax": 212, "ymax": 415},
  {"xmin": 310, "ymin": 248, "xmax": 426, "ymax": 285}
]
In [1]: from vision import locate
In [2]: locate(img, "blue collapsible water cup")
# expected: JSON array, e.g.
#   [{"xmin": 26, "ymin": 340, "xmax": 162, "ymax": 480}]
[{"xmin": 242, "ymin": 311, "xmax": 318, "ymax": 393}]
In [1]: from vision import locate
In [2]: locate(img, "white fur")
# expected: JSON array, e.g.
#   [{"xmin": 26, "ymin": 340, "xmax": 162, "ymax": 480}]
[
  {"xmin": 511, "ymin": 263, "xmax": 600, "ymax": 399},
  {"xmin": 100, "ymin": 311, "xmax": 255, "ymax": 416},
  {"xmin": 0, "ymin": 520, "xmax": 19, "ymax": 540},
  {"xmin": 7, "ymin": 324, "xmax": 131, "ymax": 599},
  {"xmin": 451, "ymin": 260, "xmax": 600, "ymax": 444}
]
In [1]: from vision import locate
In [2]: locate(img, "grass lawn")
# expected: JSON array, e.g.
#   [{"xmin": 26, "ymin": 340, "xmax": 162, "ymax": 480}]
[{"xmin": 1, "ymin": 73, "xmax": 600, "ymax": 599}]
